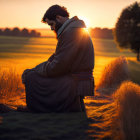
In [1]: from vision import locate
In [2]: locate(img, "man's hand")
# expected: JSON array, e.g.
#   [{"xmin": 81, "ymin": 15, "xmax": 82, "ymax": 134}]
[{"xmin": 22, "ymin": 69, "xmax": 32, "ymax": 84}]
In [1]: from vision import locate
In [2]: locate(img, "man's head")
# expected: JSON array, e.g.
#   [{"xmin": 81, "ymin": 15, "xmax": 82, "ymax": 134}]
[{"xmin": 42, "ymin": 5, "xmax": 70, "ymax": 33}]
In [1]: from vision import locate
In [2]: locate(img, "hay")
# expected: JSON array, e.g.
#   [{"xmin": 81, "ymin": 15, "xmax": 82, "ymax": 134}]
[
  {"xmin": 96, "ymin": 56, "xmax": 129, "ymax": 95},
  {"xmin": 113, "ymin": 81, "xmax": 140, "ymax": 140}
]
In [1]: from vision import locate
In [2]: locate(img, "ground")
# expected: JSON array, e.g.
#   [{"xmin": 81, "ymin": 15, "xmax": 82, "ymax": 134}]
[
  {"xmin": 0, "ymin": 93, "xmax": 113, "ymax": 140},
  {"xmin": 0, "ymin": 36, "xmax": 139, "ymax": 140}
]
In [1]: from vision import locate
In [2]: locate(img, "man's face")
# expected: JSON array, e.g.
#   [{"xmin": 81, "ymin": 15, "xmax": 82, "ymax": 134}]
[{"xmin": 45, "ymin": 18, "xmax": 63, "ymax": 34}]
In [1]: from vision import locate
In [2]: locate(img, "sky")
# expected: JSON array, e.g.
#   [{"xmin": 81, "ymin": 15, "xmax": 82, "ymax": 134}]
[{"xmin": 0, "ymin": 0, "xmax": 136, "ymax": 29}]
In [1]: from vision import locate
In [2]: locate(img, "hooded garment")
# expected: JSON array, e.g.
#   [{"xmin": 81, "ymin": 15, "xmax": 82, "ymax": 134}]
[{"xmin": 25, "ymin": 16, "xmax": 94, "ymax": 112}]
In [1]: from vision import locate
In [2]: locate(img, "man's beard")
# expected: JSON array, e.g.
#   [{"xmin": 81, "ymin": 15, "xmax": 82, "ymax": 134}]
[{"xmin": 54, "ymin": 20, "xmax": 63, "ymax": 35}]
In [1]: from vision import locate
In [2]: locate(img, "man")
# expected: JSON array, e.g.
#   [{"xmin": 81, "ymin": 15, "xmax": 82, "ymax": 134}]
[{"xmin": 20, "ymin": 5, "xmax": 94, "ymax": 113}]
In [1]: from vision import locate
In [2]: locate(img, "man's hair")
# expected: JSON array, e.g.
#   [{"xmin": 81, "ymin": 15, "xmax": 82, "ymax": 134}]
[{"xmin": 42, "ymin": 5, "xmax": 69, "ymax": 22}]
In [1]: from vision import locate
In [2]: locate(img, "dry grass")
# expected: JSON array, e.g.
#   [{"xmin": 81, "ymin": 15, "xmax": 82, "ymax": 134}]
[
  {"xmin": 0, "ymin": 57, "xmax": 139, "ymax": 140},
  {"xmin": 0, "ymin": 68, "xmax": 23, "ymax": 104},
  {"xmin": 112, "ymin": 81, "xmax": 140, "ymax": 140},
  {"xmin": 95, "ymin": 81, "xmax": 140, "ymax": 140},
  {"xmin": 96, "ymin": 56, "xmax": 129, "ymax": 95}
]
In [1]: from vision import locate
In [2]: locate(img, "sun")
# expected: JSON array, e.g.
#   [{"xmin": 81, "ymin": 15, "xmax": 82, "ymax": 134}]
[
  {"xmin": 79, "ymin": 16, "xmax": 90, "ymax": 33},
  {"xmin": 79, "ymin": 16, "xmax": 90, "ymax": 28},
  {"xmin": 82, "ymin": 28, "xmax": 89, "ymax": 34}
]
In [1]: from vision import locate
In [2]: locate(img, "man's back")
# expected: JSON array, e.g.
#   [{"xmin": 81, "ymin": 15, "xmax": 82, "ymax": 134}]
[
  {"xmin": 21, "ymin": 5, "xmax": 95, "ymax": 113},
  {"xmin": 36, "ymin": 16, "xmax": 94, "ymax": 77}
]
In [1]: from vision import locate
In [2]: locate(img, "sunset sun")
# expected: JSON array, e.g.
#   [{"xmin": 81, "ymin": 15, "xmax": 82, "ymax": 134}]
[{"xmin": 79, "ymin": 16, "xmax": 90, "ymax": 28}]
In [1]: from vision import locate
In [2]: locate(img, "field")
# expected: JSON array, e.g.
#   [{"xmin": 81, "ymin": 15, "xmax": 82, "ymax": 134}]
[
  {"xmin": 0, "ymin": 35, "xmax": 140, "ymax": 140},
  {"xmin": 0, "ymin": 36, "xmax": 136, "ymax": 84}
]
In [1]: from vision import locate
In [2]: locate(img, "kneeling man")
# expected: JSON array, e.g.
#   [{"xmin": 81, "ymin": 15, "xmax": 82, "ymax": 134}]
[{"xmin": 21, "ymin": 5, "xmax": 94, "ymax": 113}]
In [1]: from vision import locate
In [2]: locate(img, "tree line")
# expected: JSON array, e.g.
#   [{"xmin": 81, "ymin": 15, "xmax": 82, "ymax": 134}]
[
  {"xmin": 90, "ymin": 28, "xmax": 113, "ymax": 39},
  {"xmin": 0, "ymin": 27, "xmax": 113, "ymax": 39},
  {"xmin": 0, "ymin": 27, "xmax": 41, "ymax": 37}
]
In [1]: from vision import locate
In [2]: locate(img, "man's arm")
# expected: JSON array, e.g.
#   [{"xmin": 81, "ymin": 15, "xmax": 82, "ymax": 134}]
[
  {"xmin": 32, "ymin": 53, "xmax": 55, "ymax": 76},
  {"xmin": 34, "ymin": 28, "xmax": 84, "ymax": 77}
]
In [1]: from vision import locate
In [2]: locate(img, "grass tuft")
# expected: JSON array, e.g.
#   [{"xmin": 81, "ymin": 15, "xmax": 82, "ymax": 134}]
[
  {"xmin": 0, "ymin": 68, "xmax": 23, "ymax": 104},
  {"xmin": 96, "ymin": 56, "xmax": 129, "ymax": 95},
  {"xmin": 113, "ymin": 81, "xmax": 140, "ymax": 140}
]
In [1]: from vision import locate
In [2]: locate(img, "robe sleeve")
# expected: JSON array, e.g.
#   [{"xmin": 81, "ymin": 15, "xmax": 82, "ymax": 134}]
[
  {"xmin": 33, "ymin": 53, "xmax": 55, "ymax": 76},
  {"xmin": 34, "ymin": 28, "xmax": 84, "ymax": 77}
]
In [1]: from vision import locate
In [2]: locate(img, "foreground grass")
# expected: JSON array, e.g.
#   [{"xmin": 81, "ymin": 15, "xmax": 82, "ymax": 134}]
[
  {"xmin": 0, "ymin": 57, "xmax": 140, "ymax": 139},
  {"xmin": 113, "ymin": 81, "xmax": 140, "ymax": 140},
  {"xmin": 0, "ymin": 112, "xmax": 89, "ymax": 140},
  {"xmin": 0, "ymin": 68, "xmax": 22, "ymax": 98},
  {"xmin": 96, "ymin": 56, "xmax": 129, "ymax": 95},
  {"xmin": 0, "ymin": 36, "xmax": 140, "ymax": 139}
]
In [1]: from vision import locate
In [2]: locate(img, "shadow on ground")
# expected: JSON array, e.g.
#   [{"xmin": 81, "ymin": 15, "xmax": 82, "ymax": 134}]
[{"xmin": 0, "ymin": 92, "xmax": 113, "ymax": 140}]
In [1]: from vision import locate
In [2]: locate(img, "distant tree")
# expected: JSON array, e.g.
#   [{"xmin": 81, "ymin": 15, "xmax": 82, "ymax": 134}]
[
  {"xmin": 102, "ymin": 28, "xmax": 113, "ymax": 39},
  {"xmin": 30, "ymin": 30, "xmax": 41, "ymax": 37},
  {"xmin": 114, "ymin": 2, "xmax": 140, "ymax": 61},
  {"xmin": 90, "ymin": 27, "xmax": 101, "ymax": 38},
  {"xmin": 30, "ymin": 30, "xmax": 36, "ymax": 37},
  {"xmin": 0, "ymin": 27, "xmax": 41, "ymax": 37},
  {"xmin": 90, "ymin": 27, "xmax": 113, "ymax": 39},
  {"xmin": 36, "ymin": 32, "xmax": 41, "ymax": 37},
  {"xmin": 21, "ymin": 28, "xmax": 29, "ymax": 37},
  {"xmin": 11, "ymin": 27, "xmax": 20, "ymax": 36},
  {"xmin": 3, "ymin": 28, "xmax": 11, "ymax": 36},
  {"xmin": 0, "ymin": 29, "xmax": 3, "ymax": 35}
]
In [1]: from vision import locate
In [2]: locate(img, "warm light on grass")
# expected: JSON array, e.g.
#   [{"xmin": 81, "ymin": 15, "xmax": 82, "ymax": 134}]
[
  {"xmin": 96, "ymin": 56, "xmax": 129, "ymax": 95},
  {"xmin": 0, "ymin": 68, "xmax": 24, "ymax": 106},
  {"xmin": 113, "ymin": 81, "xmax": 140, "ymax": 140},
  {"xmin": 92, "ymin": 81, "xmax": 140, "ymax": 139}
]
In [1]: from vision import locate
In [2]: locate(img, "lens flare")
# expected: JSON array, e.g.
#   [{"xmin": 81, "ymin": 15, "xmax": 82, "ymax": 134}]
[
  {"xmin": 79, "ymin": 16, "xmax": 90, "ymax": 28},
  {"xmin": 83, "ymin": 28, "xmax": 89, "ymax": 33}
]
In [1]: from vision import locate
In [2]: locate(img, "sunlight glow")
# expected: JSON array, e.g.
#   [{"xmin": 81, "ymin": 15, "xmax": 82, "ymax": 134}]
[
  {"xmin": 83, "ymin": 28, "xmax": 89, "ymax": 34},
  {"xmin": 79, "ymin": 16, "xmax": 90, "ymax": 28}
]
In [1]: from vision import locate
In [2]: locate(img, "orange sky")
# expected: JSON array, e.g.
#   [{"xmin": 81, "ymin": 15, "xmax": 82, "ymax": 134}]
[{"xmin": 0, "ymin": 0, "xmax": 136, "ymax": 29}]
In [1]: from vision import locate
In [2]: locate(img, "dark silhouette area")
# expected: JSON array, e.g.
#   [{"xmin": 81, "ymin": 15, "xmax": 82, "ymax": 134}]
[
  {"xmin": 19, "ymin": 5, "xmax": 94, "ymax": 113},
  {"xmin": 114, "ymin": 2, "xmax": 140, "ymax": 61},
  {"xmin": 90, "ymin": 27, "xmax": 113, "ymax": 39},
  {"xmin": 0, "ymin": 27, "xmax": 41, "ymax": 37}
]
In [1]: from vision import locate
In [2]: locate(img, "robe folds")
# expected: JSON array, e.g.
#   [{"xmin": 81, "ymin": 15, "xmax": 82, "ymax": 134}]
[{"xmin": 24, "ymin": 16, "xmax": 94, "ymax": 112}]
